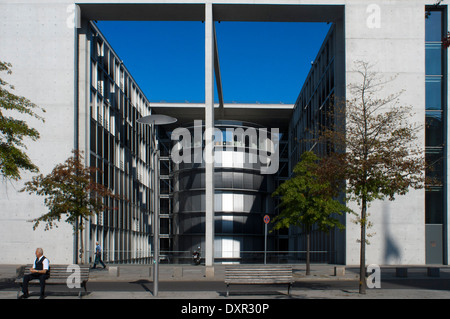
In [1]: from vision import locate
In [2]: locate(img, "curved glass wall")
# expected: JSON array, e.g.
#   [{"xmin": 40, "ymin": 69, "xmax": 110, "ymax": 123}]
[{"xmin": 172, "ymin": 120, "xmax": 275, "ymax": 263}]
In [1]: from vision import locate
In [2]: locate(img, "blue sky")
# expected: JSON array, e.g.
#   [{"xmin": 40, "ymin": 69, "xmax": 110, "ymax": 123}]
[{"xmin": 96, "ymin": 21, "xmax": 331, "ymax": 104}]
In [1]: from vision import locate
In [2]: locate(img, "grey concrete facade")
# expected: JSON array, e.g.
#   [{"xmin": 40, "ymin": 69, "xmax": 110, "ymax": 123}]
[{"xmin": 0, "ymin": 0, "xmax": 447, "ymax": 267}]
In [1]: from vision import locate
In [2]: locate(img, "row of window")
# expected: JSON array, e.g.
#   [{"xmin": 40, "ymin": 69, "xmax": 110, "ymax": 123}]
[
  {"xmin": 175, "ymin": 235, "xmax": 270, "ymax": 258},
  {"xmin": 177, "ymin": 213, "xmax": 268, "ymax": 236},
  {"xmin": 425, "ymin": 9, "xmax": 446, "ymax": 226},
  {"xmin": 90, "ymin": 200, "xmax": 151, "ymax": 235},
  {"xmin": 88, "ymin": 22, "xmax": 156, "ymax": 263},
  {"xmin": 174, "ymin": 192, "xmax": 270, "ymax": 214},
  {"xmin": 290, "ymin": 25, "xmax": 336, "ymax": 168},
  {"xmin": 174, "ymin": 170, "xmax": 268, "ymax": 192}
]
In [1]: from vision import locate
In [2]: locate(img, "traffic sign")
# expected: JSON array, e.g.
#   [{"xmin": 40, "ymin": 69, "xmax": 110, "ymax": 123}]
[{"xmin": 263, "ymin": 215, "xmax": 270, "ymax": 224}]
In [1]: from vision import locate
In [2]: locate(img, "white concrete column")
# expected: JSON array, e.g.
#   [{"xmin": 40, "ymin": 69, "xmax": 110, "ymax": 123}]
[
  {"xmin": 78, "ymin": 19, "xmax": 92, "ymax": 265},
  {"xmin": 204, "ymin": 1, "xmax": 215, "ymax": 277}
]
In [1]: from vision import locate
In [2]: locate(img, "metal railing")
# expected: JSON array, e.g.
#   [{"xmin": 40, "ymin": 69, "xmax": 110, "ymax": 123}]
[{"xmin": 85, "ymin": 250, "xmax": 334, "ymax": 265}]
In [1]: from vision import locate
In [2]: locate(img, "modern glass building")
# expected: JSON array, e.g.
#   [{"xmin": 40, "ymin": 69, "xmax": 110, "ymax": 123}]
[
  {"xmin": 1, "ymin": 0, "xmax": 448, "ymax": 267},
  {"xmin": 87, "ymin": 22, "xmax": 157, "ymax": 263}
]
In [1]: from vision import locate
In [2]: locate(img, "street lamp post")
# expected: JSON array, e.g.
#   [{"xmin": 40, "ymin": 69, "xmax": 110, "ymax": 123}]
[{"xmin": 137, "ymin": 114, "xmax": 176, "ymax": 297}]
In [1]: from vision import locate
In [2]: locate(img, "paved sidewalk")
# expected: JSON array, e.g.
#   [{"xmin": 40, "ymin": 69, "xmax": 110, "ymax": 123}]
[
  {"xmin": 1, "ymin": 263, "xmax": 450, "ymax": 299},
  {"xmin": 1, "ymin": 287, "xmax": 450, "ymax": 299}
]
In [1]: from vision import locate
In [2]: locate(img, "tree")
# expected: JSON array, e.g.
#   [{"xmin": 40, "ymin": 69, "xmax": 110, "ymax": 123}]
[
  {"xmin": 272, "ymin": 151, "xmax": 349, "ymax": 275},
  {"xmin": 21, "ymin": 150, "xmax": 119, "ymax": 263},
  {"xmin": 320, "ymin": 61, "xmax": 424, "ymax": 294},
  {"xmin": 0, "ymin": 61, "xmax": 45, "ymax": 181}
]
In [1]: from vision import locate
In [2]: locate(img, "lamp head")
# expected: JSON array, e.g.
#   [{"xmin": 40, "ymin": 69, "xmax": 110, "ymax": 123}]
[{"xmin": 137, "ymin": 114, "xmax": 177, "ymax": 126}]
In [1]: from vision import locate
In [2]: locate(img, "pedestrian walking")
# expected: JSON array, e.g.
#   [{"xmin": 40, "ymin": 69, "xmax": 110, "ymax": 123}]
[{"xmin": 92, "ymin": 241, "xmax": 107, "ymax": 269}]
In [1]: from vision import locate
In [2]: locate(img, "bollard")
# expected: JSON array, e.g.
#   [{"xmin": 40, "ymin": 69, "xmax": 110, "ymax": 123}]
[
  {"xmin": 334, "ymin": 266, "xmax": 345, "ymax": 276},
  {"xmin": 173, "ymin": 267, "xmax": 183, "ymax": 278},
  {"xmin": 108, "ymin": 266, "xmax": 120, "ymax": 277}
]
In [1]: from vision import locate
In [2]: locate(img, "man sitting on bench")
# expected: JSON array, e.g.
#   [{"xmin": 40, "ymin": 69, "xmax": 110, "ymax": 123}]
[{"xmin": 19, "ymin": 248, "xmax": 50, "ymax": 299}]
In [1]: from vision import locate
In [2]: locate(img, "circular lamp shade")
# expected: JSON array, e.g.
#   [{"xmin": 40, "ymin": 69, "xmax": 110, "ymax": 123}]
[{"xmin": 137, "ymin": 114, "xmax": 177, "ymax": 125}]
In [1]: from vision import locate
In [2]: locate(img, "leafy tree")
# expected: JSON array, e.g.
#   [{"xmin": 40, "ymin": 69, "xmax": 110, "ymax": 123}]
[
  {"xmin": 21, "ymin": 150, "xmax": 119, "ymax": 262},
  {"xmin": 272, "ymin": 151, "xmax": 349, "ymax": 275},
  {"xmin": 320, "ymin": 61, "xmax": 424, "ymax": 294},
  {"xmin": 0, "ymin": 61, "xmax": 45, "ymax": 180}
]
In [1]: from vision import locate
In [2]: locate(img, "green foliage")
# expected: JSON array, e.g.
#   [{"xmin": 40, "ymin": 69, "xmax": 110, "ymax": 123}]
[
  {"xmin": 272, "ymin": 151, "xmax": 349, "ymax": 233},
  {"xmin": 0, "ymin": 61, "xmax": 45, "ymax": 180},
  {"xmin": 21, "ymin": 150, "xmax": 119, "ymax": 231}
]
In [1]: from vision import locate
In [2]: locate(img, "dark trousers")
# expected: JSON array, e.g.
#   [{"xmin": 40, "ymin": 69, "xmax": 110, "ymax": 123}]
[
  {"xmin": 22, "ymin": 273, "xmax": 48, "ymax": 296},
  {"xmin": 93, "ymin": 253, "xmax": 106, "ymax": 268}
]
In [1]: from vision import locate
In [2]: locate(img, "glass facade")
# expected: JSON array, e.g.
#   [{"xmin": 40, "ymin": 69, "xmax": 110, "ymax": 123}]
[
  {"xmin": 288, "ymin": 24, "xmax": 338, "ymax": 263},
  {"xmin": 83, "ymin": 10, "xmax": 446, "ymax": 265},
  {"xmin": 425, "ymin": 8, "xmax": 447, "ymax": 264},
  {"xmin": 87, "ymin": 22, "xmax": 156, "ymax": 264},
  {"xmin": 172, "ymin": 121, "xmax": 279, "ymax": 263},
  {"xmin": 290, "ymin": 25, "xmax": 335, "ymax": 164}
]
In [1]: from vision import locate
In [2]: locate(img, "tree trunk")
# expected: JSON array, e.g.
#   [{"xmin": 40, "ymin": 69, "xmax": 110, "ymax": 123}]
[
  {"xmin": 359, "ymin": 199, "xmax": 367, "ymax": 294},
  {"xmin": 79, "ymin": 218, "xmax": 84, "ymax": 264},
  {"xmin": 306, "ymin": 227, "xmax": 311, "ymax": 276}
]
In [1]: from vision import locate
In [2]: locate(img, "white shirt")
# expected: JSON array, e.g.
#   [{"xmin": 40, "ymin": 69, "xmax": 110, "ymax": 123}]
[{"xmin": 33, "ymin": 256, "xmax": 49, "ymax": 271}]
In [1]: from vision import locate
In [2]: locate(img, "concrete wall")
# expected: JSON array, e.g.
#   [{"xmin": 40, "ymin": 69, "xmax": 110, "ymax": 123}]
[
  {"xmin": 344, "ymin": 0, "xmax": 427, "ymax": 265},
  {"xmin": 0, "ymin": 1, "xmax": 76, "ymax": 264}
]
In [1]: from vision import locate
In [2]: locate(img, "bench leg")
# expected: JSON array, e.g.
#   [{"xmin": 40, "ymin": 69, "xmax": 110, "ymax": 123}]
[
  {"xmin": 288, "ymin": 283, "xmax": 292, "ymax": 296},
  {"xmin": 17, "ymin": 283, "xmax": 24, "ymax": 299},
  {"xmin": 79, "ymin": 282, "xmax": 87, "ymax": 299}
]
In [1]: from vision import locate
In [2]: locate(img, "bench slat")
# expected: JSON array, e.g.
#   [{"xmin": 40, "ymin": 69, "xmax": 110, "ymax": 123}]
[
  {"xmin": 226, "ymin": 281, "xmax": 293, "ymax": 285},
  {"xmin": 225, "ymin": 273, "xmax": 292, "ymax": 277},
  {"xmin": 225, "ymin": 266, "xmax": 294, "ymax": 297},
  {"xmin": 224, "ymin": 266, "xmax": 294, "ymax": 297},
  {"xmin": 17, "ymin": 264, "xmax": 90, "ymax": 286}
]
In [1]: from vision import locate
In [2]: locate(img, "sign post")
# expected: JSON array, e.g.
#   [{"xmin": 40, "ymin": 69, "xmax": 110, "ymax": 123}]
[{"xmin": 263, "ymin": 215, "xmax": 270, "ymax": 264}]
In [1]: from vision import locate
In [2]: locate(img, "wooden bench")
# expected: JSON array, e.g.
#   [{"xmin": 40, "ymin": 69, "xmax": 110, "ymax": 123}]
[
  {"xmin": 225, "ymin": 265, "xmax": 294, "ymax": 297},
  {"xmin": 16, "ymin": 264, "xmax": 90, "ymax": 299}
]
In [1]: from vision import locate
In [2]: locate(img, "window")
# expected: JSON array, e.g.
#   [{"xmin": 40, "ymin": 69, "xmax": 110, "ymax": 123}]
[
  {"xmin": 233, "ymin": 194, "xmax": 244, "ymax": 212},
  {"xmin": 222, "ymin": 172, "xmax": 233, "ymax": 188},
  {"xmin": 425, "ymin": 78, "xmax": 442, "ymax": 110},
  {"xmin": 425, "ymin": 189, "xmax": 444, "ymax": 224},
  {"xmin": 90, "ymin": 120, "xmax": 97, "ymax": 153},
  {"xmin": 233, "ymin": 172, "xmax": 243, "ymax": 189},
  {"xmin": 425, "ymin": 44, "xmax": 442, "ymax": 76},
  {"xmin": 222, "ymin": 215, "xmax": 233, "ymax": 233},
  {"xmin": 97, "ymin": 126, "xmax": 103, "ymax": 157},
  {"xmin": 243, "ymin": 173, "xmax": 253, "ymax": 189},
  {"xmin": 425, "ymin": 8, "xmax": 446, "ymax": 229},
  {"xmin": 425, "ymin": 10, "xmax": 442, "ymax": 42},
  {"xmin": 426, "ymin": 113, "xmax": 443, "ymax": 146},
  {"xmin": 426, "ymin": 150, "xmax": 444, "ymax": 185},
  {"xmin": 222, "ymin": 193, "xmax": 233, "ymax": 212},
  {"xmin": 214, "ymin": 193, "xmax": 222, "ymax": 211}
]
